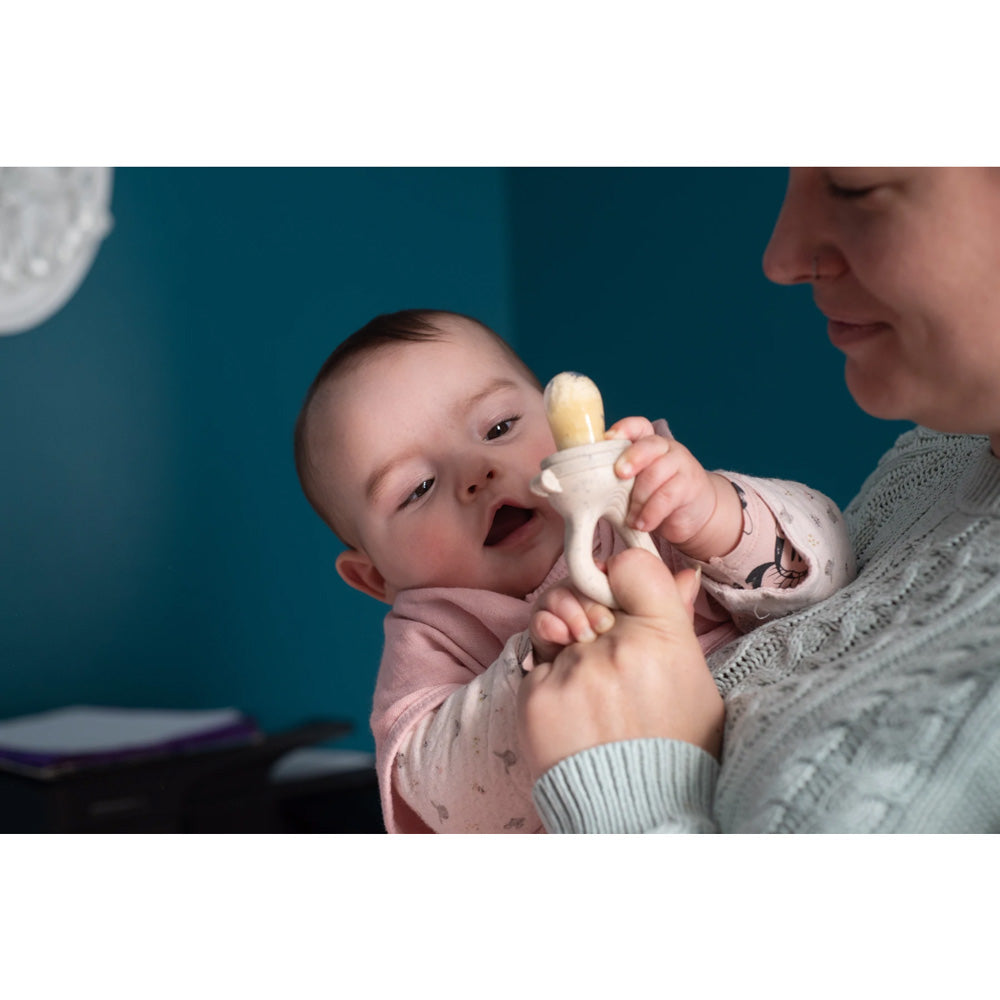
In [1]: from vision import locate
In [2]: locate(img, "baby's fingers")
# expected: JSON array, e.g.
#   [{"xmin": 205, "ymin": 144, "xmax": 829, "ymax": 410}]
[
  {"xmin": 543, "ymin": 589, "xmax": 596, "ymax": 642},
  {"xmin": 614, "ymin": 434, "xmax": 672, "ymax": 482},
  {"xmin": 546, "ymin": 587, "xmax": 616, "ymax": 640},
  {"xmin": 531, "ymin": 609, "xmax": 574, "ymax": 655},
  {"xmin": 606, "ymin": 415, "xmax": 655, "ymax": 443},
  {"xmin": 531, "ymin": 588, "xmax": 617, "ymax": 671}
]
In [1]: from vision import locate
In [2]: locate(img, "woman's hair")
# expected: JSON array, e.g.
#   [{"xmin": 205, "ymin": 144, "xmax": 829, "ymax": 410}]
[{"xmin": 293, "ymin": 309, "xmax": 539, "ymax": 542}]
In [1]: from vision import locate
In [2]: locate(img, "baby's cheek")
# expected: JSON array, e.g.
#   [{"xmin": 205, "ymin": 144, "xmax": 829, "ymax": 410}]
[{"xmin": 395, "ymin": 529, "xmax": 461, "ymax": 588}]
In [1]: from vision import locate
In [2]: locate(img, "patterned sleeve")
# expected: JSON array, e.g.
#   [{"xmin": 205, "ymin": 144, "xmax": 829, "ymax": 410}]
[
  {"xmin": 690, "ymin": 474, "xmax": 856, "ymax": 631},
  {"xmin": 393, "ymin": 631, "xmax": 545, "ymax": 834}
]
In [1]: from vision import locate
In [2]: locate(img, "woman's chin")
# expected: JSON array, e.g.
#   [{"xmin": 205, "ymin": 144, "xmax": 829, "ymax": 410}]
[{"xmin": 844, "ymin": 364, "xmax": 911, "ymax": 424}]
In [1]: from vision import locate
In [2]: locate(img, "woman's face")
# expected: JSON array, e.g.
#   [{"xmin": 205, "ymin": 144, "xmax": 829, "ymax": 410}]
[{"xmin": 763, "ymin": 168, "xmax": 1000, "ymax": 443}]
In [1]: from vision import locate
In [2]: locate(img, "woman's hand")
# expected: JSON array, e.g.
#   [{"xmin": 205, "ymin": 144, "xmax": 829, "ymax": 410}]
[{"xmin": 517, "ymin": 547, "xmax": 725, "ymax": 780}]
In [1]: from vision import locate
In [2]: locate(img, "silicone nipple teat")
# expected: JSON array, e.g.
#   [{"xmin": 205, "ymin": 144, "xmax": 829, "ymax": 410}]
[
  {"xmin": 534, "ymin": 371, "xmax": 657, "ymax": 608},
  {"xmin": 543, "ymin": 372, "xmax": 606, "ymax": 449}
]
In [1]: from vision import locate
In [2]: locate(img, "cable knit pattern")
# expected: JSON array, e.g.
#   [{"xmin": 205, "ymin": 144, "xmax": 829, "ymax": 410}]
[{"xmin": 533, "ymin": 428, "xmax": 1000, "ymax": 833}]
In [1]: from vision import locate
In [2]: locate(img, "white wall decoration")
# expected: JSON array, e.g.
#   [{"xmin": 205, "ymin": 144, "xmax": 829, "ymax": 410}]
[{"xmin": 0, "ymin": 167, "xmax": 114, "ymax": 336}]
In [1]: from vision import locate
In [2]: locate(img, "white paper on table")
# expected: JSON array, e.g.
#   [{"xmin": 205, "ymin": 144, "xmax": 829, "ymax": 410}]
[
  {"xmin": 0, "ymin": 705, "xmax": 249, "ymax": 755},
  {"xmin": 270, "ymin": 748, "xmax": 375, "ymax": 783}
]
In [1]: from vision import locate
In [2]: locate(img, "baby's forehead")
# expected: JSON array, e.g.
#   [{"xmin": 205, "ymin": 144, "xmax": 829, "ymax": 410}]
[
  {"xmin": 349, "ymin": 326, "xmax": 522, "ymax": 384},
  {"xmin": 317, "ymin": 321, "xmax": 536, "ymax": 428}
]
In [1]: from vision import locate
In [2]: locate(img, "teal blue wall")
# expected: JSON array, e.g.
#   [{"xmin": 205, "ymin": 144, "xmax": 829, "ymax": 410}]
[
  {"xmin": 0, "ymin": 168, "xmax": 512, "ymax": 751},
  {"xmin": 508, "ymin": 168, "xmax": 908, "ymax": 507},
  {"xmin": 0, "ymin": 168, "xmax": 907, "ymax": 753}
]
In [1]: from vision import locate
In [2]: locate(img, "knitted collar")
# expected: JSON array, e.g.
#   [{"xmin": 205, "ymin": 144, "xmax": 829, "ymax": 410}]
[{"xmin": 956, "ymin": 440, "xmax": 1000, "ymax": 516}]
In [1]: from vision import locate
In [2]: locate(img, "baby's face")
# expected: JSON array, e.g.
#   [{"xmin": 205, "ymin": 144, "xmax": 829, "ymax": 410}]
[{"xmin": 316, "ymin": 320, "xmax": 564, "ymax": 602}]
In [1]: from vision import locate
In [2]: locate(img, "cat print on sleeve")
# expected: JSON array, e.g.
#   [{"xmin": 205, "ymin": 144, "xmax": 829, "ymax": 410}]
[{"xmin": 730, "ymin": 480, "xmax": 808, "ymax": 591}]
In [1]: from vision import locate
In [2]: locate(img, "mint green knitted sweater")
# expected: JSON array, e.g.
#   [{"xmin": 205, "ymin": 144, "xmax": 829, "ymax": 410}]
[{"xmin": 532, "ymin": 428, "xmax": 1000, "ymax": 833}]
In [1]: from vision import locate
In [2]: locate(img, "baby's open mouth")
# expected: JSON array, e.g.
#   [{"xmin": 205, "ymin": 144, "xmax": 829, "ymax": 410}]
[{"xmin": 484, "ymin": 505, "xmax": 534, "ymax": 546}]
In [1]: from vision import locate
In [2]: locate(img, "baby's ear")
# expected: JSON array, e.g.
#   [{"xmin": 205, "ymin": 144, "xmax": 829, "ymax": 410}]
[{"xmin": 336, "ymin": 549, "xmax": 392, "ymax": 604}]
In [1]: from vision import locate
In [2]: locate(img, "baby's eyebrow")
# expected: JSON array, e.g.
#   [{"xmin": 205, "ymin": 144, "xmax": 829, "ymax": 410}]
[
  {"xmin": 457, "ymin": 378, "xmax": 519, "ymax": 415},
  {"xmin": 364, "ymin": 378, "xmax": 521, "ymax": 505},
  {"xmin": 366, "ymin": 459, "xmax": 401, "ymax": 505}
]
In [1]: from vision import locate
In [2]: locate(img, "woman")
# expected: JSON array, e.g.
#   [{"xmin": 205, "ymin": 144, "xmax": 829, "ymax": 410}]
[{"xmin": 516, "ymin": 167, "xmax": 1000, "ymax": 833}]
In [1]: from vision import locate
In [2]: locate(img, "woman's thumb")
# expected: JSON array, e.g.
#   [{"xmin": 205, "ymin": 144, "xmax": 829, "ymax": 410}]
[{"xmin": 674, "ymin": 565, "xmax": 702, "ymax": 622}]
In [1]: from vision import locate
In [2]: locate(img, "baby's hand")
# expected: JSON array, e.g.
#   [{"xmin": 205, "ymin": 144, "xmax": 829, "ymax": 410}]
[
  {"xmin": 607, "ymin": 416, "xmax": 742, "ymax": 562},
  {"xmin": 530, "ymin": 583, "xmax": 616, "ymax": 665}
]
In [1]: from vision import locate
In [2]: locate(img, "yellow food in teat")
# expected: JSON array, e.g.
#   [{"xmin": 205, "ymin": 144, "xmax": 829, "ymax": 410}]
[{"xmin": 543, "ymin": 371, "xmax": 606, "ymax": 449}]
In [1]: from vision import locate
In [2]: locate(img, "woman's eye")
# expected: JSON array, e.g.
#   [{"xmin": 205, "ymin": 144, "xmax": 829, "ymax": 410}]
[
  {"xmin": 486, "ymin": 416, "xmax": 520, "ymax": 440},
  {"xmin": 827, "ymin": 181, "xmax": 878, "ymax": 201},
  {"xmin": 400, "ymin": 479, "xmax": 434, "ymax": 508}
]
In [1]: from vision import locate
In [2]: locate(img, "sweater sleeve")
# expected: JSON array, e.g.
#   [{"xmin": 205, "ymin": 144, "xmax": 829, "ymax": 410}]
[
  {"xmin": 690, "ymin": 474, "xmax": 856, "ymax": 632},
  {"xmin": 394, "ymin": 630, "xmax": 545, "ymax": 833},
  {"xmin": 532, "ymin": 739, "xmax": 720, "ymax": 833}
]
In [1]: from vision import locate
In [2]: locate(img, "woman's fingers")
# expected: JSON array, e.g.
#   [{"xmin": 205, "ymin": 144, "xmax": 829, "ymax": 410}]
[
  {"xmin": 604, "ymin": 547, "xmax": 690, "ymax": 622},
  {"xmin": 674, "ymin": 566, "xmax": 702, "ymax": 621}
]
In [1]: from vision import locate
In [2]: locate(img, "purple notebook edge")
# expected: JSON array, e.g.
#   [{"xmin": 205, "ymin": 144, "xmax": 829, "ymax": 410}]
[{"xmin": 0, "ymin": 716, "xmax": 260, "ymax": 772}]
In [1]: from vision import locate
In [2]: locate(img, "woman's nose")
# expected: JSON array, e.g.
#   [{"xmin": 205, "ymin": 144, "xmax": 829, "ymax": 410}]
[
  {"xmin": 763, "ymin": 201, "xmax": 811, "ymax": 286},
  {"xmin": 762, "ymin": 168, "xmax": 828, "ymax": 287}
]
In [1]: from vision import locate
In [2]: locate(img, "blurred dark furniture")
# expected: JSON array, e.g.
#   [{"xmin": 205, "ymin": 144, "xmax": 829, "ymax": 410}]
[{"xmin": 0, "ymin": 719, "xmax": 383, "ymax": 833}]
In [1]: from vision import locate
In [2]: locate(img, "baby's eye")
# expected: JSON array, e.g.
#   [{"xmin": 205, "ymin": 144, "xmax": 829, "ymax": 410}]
[
  {"xmin": 486, "ymin": 416, "xmax": 520, "ymax": 441},
  {"xmin": 400, "ymin": 478, "xmax": 434, "ymax": 508}
]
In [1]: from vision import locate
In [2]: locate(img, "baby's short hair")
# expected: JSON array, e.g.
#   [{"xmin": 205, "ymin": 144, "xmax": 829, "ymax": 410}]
[{"xmin": 293, "ymin": 308, "xmax": 538, "ymax": 542}]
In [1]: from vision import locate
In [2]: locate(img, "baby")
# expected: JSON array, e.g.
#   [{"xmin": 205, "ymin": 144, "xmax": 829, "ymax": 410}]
[{"xmin": 294, "ymin": 309, "xmax": 855, "ymax": 833}]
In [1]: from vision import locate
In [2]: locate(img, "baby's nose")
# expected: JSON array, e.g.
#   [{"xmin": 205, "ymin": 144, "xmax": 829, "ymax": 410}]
[{"xmin": 466, "ymin": 468, "xmax": 496, "ymax": 496}]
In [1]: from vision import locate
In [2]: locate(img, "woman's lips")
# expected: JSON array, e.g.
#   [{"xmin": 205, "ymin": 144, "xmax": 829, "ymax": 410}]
[{"xmin": 827, "ymin": 318, "xmax": 891, "ymax": 350}]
